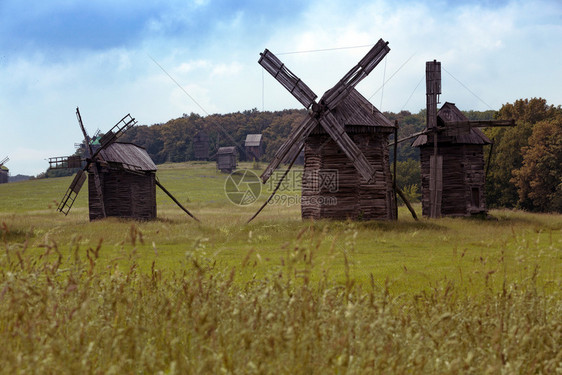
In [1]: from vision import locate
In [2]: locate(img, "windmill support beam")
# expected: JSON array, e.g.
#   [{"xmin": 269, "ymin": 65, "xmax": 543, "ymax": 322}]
[{"xmin": 155, "ymin": 179, "xmax": 200, "ymax": 222}]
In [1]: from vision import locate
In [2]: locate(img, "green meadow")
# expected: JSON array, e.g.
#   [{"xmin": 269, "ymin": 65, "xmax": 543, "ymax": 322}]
[{"xmin": 1, "ymin": 162, "xmax": 560, "ymax": 373}]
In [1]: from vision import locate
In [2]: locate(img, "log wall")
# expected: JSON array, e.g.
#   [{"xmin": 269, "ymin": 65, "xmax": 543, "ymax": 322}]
[
  {"xmin": 302, "ymin": 128, "xmax": 395, "ymax": 220},
  {"xmin": 420, "ymin": 144, "xmax": 487, "ymax": 217},
  {"xmin": 89, "ymin": 170, "xmax": 157, "ymax": 221}
]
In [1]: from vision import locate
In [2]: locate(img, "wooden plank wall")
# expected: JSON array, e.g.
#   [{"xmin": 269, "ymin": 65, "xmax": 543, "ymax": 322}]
[
  {"xmin": 302, "ymin": 130, "xmax": 395, "ymax": 220},
  {"xmin": 89, "ymin": 170, "xmax": 157, "ymax": 220},
  {"xmin": 420, "ymin": 144, "xmax": 487, "ymax": 217}
]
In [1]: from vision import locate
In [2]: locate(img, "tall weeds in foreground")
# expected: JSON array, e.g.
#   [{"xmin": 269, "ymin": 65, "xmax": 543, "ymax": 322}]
[{"xmin": 0, "ymin": 234, "xmax": 560, "ymax": 374}]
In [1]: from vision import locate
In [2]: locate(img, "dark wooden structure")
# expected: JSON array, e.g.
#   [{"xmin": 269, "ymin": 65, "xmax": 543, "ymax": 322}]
[
  {"xmin": 255, "ymin": 39, "xmax": 397, "ymax": 220},
  {"xmin": 0, "ymin": 157, "xmax": 8, "ymax": 184},
  {"xmin": 412, "ymin": 61, "xmax": 514, "ymax": 217},
  {"xmin": 217, "ymin": 146, "xmax": 237, "ymax": 173},
  {"xmin": 245, "ymin": 134, "xmax": 263, "ymax": 161},
  {"xmin": 88, "ymin": 143, "xmax": 157, "ymax": 220},
  {"xmin": 303, "ymin": 91, "xmax": 396, "ymax": 219},
  {"xmin": 50, "ymin": 107, "xmax": 199, "ymax": 221},
  {"xmin": 193, "ymin": 131, "xmax": 210, "ymax": 160},
  {"xmin": 413, "ymin": 102, "xmax": 492, "ymax": 217}
]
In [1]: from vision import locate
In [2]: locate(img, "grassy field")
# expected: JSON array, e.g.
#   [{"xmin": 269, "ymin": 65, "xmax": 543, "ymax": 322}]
[{"xmin": 1, "ymin": 162, "xmax": 560, "ymax": 373}]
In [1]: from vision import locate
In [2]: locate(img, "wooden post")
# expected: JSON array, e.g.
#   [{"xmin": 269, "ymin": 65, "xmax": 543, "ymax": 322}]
[
  {"xmin": 155, "ymin": 179, "xmax": 200, "ymax": 222},
  {"xmin": 393, "ymin": 120, "xmax": 398, "ymax": 220},
  {"xmin": 426, "ymin": 60, "xmax": 441, "ymax": 218}
]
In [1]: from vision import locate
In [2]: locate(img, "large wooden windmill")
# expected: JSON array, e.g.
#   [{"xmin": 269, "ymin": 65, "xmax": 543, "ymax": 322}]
[
  {"xmin": 0, "ymin": 156, "xmax": 9, "ymax": 184},
  {"xmin": 412, "ymin": 60, "xmax": 514, "ymax": 218},
  {"xmin": 256, "ymin": 38, "xmax": 397, "ymax": 220},
  {"xmin": 49, "ymin": 108, "xmax": 198, "ymax": 221}
]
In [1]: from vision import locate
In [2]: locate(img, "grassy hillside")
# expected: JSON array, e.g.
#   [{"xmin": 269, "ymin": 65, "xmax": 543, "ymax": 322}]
[{"xmin": 1, "ymin": 162, "xmax": 560, "ymax": 373}]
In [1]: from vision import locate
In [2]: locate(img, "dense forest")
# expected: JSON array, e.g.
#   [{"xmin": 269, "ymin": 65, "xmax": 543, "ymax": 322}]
[{"xmin": 44, "ymin": 98, "xmax": 561, "ymax": 213}]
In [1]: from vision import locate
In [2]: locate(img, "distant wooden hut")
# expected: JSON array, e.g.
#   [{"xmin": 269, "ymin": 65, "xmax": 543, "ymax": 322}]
[
  {"xmin": 88, "ymin": 142, "xmax": 157, "ymax": 220},
  {"xmin": 302, "ymin": 90, "xmax": 396, "ymax": 220},
  {"xmin": 217, "ymin": 147, "xmax": 237, "ymax": 173},
  {"xmin": 245, "ymin": 134, "xmax": 263, "ymax": 161},
  {"xmin": 412, "ymin": 102, "xmax": 491, "ymax": 217},
  {"xmin": 0, "ymin": 167, "xmax": 8, "ymax": 184},
  {"xmin": 0, "ymin": 157, "xmax": 8, "ymax": 184},
  {"xmin": 193, "ymin": 131, "xmax": 210, "ymax": 160}
]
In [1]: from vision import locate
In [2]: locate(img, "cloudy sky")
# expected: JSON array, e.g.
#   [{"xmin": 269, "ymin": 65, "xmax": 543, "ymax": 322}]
[{"xmin": 1, "ymin": 0, "xmax": 561, "ymax": 176}]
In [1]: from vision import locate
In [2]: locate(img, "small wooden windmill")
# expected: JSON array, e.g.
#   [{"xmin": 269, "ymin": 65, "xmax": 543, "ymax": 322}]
[
  {"xmin": 49, "ymin": 107, "xmax": 198, "ymax": 221},
  {"xmin": 245, "ymin": 134, "xmax": 263, "ymax": 161},
  {"xmin": 412, "ymin": 60, "xmax": 514, "ymax": 218},
  {"xmin": 193, "ymin": 131, "xmax": 210, "ymax": 160},
  {"xmin": 255, "ymin": 38, "xmax": 397, "ymax": 220},
  {"xmin": 0, "ymin": 156, "xmax": 9, "ymax": 184},
  {"xmin": 216, "ymin": 146, "xmax": 237, "ymax": 173}
]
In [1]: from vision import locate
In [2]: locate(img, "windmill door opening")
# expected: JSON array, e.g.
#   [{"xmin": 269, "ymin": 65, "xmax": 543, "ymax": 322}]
[{"xmin": 471, "ymin": 187, "xmax": 480, "ymax": 208}]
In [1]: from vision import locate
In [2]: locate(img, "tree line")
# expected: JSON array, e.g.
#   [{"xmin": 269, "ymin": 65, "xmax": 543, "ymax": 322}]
[{"xmin": 43, "ymin": 98, "xmax": 561, "ymax": 213}]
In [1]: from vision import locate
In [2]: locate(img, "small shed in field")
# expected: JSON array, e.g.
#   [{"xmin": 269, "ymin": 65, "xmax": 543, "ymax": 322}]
[
  {"xmin": 412, "ymin": 102, "xmax": 491, "ymax": 217},
  {"xmin": 88, "ymin": 142, "xmax": 157, "ymax": 220},
  {"xmin": 193, "ymin": 131, "xmax": 210, "ymax": 160},
  {"xmin": 245, "ymin": 134, "xmax": 263, "ymax": 161},
  {"xmin": 217, "ymin": 146, "xmax": 237, "ymax": 173}
]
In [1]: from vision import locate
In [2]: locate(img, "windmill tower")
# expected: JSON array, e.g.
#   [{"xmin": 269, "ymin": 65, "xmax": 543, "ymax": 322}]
[
  {"xmin": 193, "ymin": 131, "xmax": 210, "ymax": 160},
  {"xmin": 0, "ymin": 157, "xmax": 9, "ymax": 184},
  {"xmin": 217, "ymin": 146, "xmax": 237, "ymax": 173},
  {"xmin": 245, "ymin": 134, "xmax": 263, "ymax": 161},
  {"xmin": 49, "ymin": 108, "xmax": 199, "ymax": 221},
  {"xmin": 257, "ymin": 38, "xmax": 397, "ymax": 220},
  {"xmin": 412, "ymin": 61, "xmax": 514, "ymax": 217}
]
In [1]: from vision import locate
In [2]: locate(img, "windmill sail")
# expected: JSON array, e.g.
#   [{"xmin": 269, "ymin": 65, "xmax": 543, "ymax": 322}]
[
  {"xmin": 58, "ymin": 169, "xmax": 87, "ymax": 215},
  {"xmin": 259, "ymin": 49, "xmax": 318, "ymax": 109}
]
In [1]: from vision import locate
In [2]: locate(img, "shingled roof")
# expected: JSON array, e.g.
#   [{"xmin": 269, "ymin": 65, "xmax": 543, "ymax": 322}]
[
  {"xmin": 245, "ymin": 134, "xmax": 262, "ymax": 147},
  {"xmin": 412, "ymin": 102, "xmax": 492, "ymax": 147},
  {"xmin": 331, "ymin": 88, "xmax": 395, "ymax": 128},
  {"xmin": 97, "ymin": 143, "xmax": 157, "ymax": 171}
]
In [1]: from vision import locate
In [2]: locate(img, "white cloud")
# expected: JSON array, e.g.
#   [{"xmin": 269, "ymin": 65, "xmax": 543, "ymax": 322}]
[{"xmin": 1, "ymin": 0, "xmax": 561, "ymax": 176}]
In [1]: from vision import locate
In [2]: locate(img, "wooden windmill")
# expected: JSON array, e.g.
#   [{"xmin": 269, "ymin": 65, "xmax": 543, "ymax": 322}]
[
  {"xmin": 255, "ymin": 38, "xmax": 397, "ymax": 220},
  {"xmin": 0, "ymin": 156, "xmax": 9, "ymax": 184},
  {"xmin": 411, "ymin": 60, "xmax": 514, "ymax": 218},
  {"xmin": 49, "ymin": 107, "xmax": 198, "ymax": 221},
  {"xmin": 245, "ymin": 134, "xmax": 263, "ymax": 161},
  {"xmin": 193, "ymin": 131, "xmax": 210, "ymax": 160},
  {"xmin": 216, "ymin": 146, "xmax": 237, "ymax": 173}
]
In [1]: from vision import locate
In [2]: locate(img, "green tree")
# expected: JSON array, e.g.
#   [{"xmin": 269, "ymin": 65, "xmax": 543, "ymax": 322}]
[
  {"xmin": 485, "ymin": 98, "xmax": 561, "ymax": 208},
  {"xmin": 511, "ymin": 116, "xmax": 562, "ymax": 212}
]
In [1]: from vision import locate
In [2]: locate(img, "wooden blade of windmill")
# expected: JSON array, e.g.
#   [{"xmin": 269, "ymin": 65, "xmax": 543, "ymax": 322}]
[
  {"xmin": 155, "ymin": 178, "xmax": 200, "ymax": 222},
  {"xmin": 442, "ymin": 119, "xmax": 515, "ymax": 135},
  {"xmin": 76, "ymin": 107, "xmax": 94, "ymax": 158},
  {"xmin": 259, "ymin": 49, "xmax": 318, "ymax": 109},
  {"xmin": 57, "ymin": 167, "xmax": 88, "ymax": 215},
  {"xmin": 317, "ymin": 110, "xmax": 377, "ymax": 183},
  {"xmin": 247, "ymin": 141, "xmax": 304, "ymax": 224},
  {"xmin": 322, "ymin": 39, "xmax": 390, "ymax": 110},
  {"xmin": 260, "ymin": 115, "xmax": 318, "ymax": 183},
  {"xmin": 93, "ymin": 113, "xmax": 138, "ymax": 157},
  {"xmin": 0, "ymin": 156, "xmax": 9, "ymax": 166}
]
